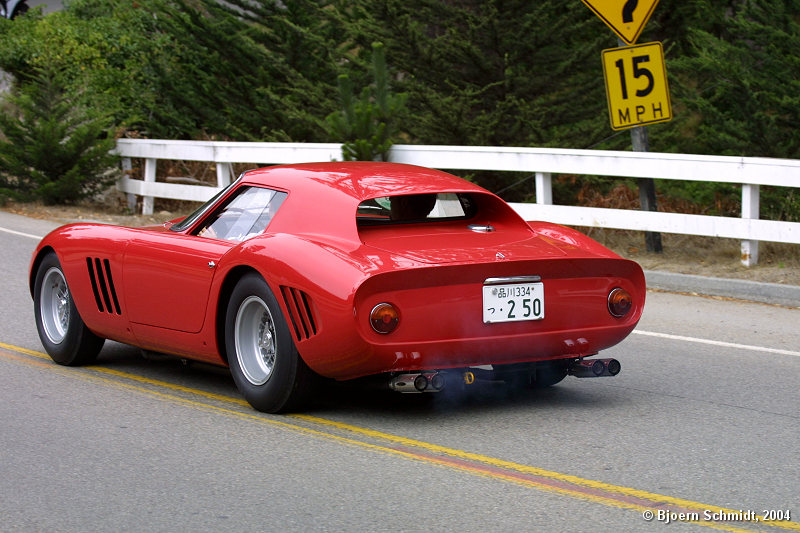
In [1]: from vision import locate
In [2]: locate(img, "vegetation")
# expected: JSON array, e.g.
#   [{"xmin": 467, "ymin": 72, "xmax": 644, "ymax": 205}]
[
  {"xmin": 326, "ymin": 42, "xmax": 408, "ymax": 161},
  {"xmin": 332, "ymin": 0, "xmax": 610, "ymax": 150},
  {"xmin": 0, "ymin": 68, "xmax": 117, "ymax": 204},
  {"xmin": 0, "ymin": 0, "xmax": 798, "ymax": 217}
]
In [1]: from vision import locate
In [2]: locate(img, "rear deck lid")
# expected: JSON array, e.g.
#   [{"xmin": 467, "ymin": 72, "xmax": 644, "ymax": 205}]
[{"xmin": 356, "ymin": 192, "xmax": 567, "ymax": 264}]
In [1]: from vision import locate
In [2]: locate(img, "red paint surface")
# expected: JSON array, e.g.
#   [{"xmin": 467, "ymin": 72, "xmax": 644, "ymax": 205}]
[{"xmin": 31, "ymin": 162, "xmax": 645, "ymax": 379}]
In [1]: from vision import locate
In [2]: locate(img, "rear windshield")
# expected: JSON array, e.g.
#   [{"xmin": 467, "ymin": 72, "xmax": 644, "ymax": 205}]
[{"xmin": 356, "ymin": 193, "xmax": 476, "ymax": 225}]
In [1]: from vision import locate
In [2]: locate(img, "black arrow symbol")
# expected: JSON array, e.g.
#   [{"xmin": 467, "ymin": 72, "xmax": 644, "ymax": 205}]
[{"xmin": 622, "ymin": 0, "xmax": 638, "ymax": 23}]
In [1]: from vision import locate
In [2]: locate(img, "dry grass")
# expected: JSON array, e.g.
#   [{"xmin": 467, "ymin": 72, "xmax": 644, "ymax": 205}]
[{"xmin": 584, "ymin": 227, "xmax": 800, "ymax": 285}]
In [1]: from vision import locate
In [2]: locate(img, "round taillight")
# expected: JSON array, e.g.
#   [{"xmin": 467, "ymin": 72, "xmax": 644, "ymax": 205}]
[
  {"xmin": 370, "ymin": 303, "xmax": 399, "ymax": 334},
  {"xmin": 608, "ymin": 288, "xmax": 633, "ymax": 317}
]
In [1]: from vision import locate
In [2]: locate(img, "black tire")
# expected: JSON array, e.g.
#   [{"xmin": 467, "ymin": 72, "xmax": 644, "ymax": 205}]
[
  {"xmin": 33, "ymin": 252, "xmax": 104, "ymax": 366},
  {"xmin": 529, "ymin": 360, "xmax": 569, "ymax": 388},
  {"xmin": 11, "ymin": 1, "xmax": 29, "ymax": 18},
  {"xmin": 498, "ymin": 360, "xmax": 569, "ymax": 389},
  {"xmin": 225, "ymin": 273, "xmax": 314, "ymax": 413}
]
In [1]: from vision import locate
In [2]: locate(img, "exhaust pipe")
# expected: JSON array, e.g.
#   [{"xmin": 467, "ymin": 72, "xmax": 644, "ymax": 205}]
[
  {"xmin": 389, "ymin": 372, "xmax": 446, "ymax": 393},
  {"xmin": 569, "ymin": 358, "xmax": 621, "ymax": 378},
  {"xmin": 424, "ymin": 372, "xmax": 446, "ymax": 391}
]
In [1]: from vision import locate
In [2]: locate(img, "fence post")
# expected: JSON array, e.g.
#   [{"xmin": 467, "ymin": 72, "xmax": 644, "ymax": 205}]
[
  {"xmin": 216, "ymin": 163, "xmax": 233, "ymax": 188},
  {"xmin": 120, "ymin": 157, "xmax": 136, "ymax": 211},
  {"xmin": 535, "ymin": 172, "xmax": 552, "ymax": 204},
  {"xmin": 142, "ymin": 158, "xmax": 156, "ymax": 215},
  {"xmin": 741, "ymin": 184, "xmax": 760, "ymax": 266}
]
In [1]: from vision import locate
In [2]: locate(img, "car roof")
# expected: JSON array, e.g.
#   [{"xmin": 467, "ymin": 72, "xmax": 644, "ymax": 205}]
[
  {"xmin": 240, "ymin": 162, "xmax": 489, "ymax": 202},
  {"xmin": 237, "ymin": 162, "xmax": 507, "ymax": 244}
]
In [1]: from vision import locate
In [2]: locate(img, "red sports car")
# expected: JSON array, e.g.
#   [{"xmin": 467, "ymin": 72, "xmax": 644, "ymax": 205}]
[{"xmin": 30, "ymin": 162, "xmax": 645, "ymax": 412}]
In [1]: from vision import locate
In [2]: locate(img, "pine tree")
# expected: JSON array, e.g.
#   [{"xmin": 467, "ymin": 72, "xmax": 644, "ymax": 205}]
[
  {"xmin": 333, "ymin": 0, "xmax": 612, "ymax": 150},
  {"xmin": 0, "ymin": 68, "xmax": 117, "ymax": 204},
  {"xmin": 326, "ymin": 42, "xmax": 408, "ymax": 161},
  {"xmin": 151, "ymin": 0, "xmax": 343, "ymax": 141},
  {"xmin": 658, "ymin": 0, "xmax": 800, "ymax": 159}
]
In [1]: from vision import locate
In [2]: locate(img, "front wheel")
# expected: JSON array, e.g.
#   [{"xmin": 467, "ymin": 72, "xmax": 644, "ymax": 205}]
[
  {"xmin": 225, "ymin": 273, "xmax": 314, "ymax": 413},
  {"xmin": 33, "ymin": 252, "xmax": 104, "ymax": 365}
]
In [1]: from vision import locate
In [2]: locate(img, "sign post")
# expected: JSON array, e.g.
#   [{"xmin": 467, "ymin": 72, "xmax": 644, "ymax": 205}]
[{"xmin": 582, "ymin": 1, "xmax": 667, "ymax": 252}]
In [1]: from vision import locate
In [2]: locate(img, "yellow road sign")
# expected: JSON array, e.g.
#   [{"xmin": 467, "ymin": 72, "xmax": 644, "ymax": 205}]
[
  {"xmin": 582, "ymin": 0, "xmax": 660, "ymax": 45},
  {"xmin": 601, "ymin": 41, "xmax": 671, "ymax": 130}
]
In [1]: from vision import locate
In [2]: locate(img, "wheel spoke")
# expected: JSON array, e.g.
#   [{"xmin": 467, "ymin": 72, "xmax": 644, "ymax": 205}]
[
  {"xmin": 41, "ymin": 267, "xmax": 70, "ymax": 344},
  {"xmin": 235, "ymin": 296, "xmax": 277, "ymax": 385}
]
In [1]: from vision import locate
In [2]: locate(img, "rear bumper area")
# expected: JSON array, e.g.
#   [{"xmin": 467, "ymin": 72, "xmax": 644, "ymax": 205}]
[
  {"xmin": 352, "ymin": 322, "xmax": 635, "ymax": 376},
  {"xmin": 304, "ymin": 257, "xmax": 644, "ymax": 380}
]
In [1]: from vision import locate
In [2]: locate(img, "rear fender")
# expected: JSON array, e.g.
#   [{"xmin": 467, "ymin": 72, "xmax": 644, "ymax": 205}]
[
  {"xmin": 527, "ymin": 221, "xmax": 624, "ymax": 259},
  {"xmin": 216, "ymin": 235, "xmax": 369, "ymax": 374}
]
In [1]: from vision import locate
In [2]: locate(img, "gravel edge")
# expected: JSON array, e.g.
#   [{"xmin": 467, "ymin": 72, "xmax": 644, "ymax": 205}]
[{"xmin": 645, "ymin": 270, "xmax": 800, "ymax": 308}]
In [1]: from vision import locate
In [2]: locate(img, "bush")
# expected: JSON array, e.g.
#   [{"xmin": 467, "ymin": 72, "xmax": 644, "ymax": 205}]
[
  {"xmin": 0, "ymin": 2, "xmax": 176, "ymax": 137},
  {"xmin": 326, "ymin": 42, "xmax": 407, "ymax": 161},
  {"xmin": 0, "ymin": 68, "xmax": 118, "ymax": 204}
]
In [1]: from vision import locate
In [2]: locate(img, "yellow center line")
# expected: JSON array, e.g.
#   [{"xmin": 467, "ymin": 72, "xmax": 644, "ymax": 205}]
[
  {"xmin": 1, "ymin": 341, "xmax": 796, "ymax": 532},
  {"xmin": 292, "ymin": 416, "xmax": 797, "ymax": 532}
]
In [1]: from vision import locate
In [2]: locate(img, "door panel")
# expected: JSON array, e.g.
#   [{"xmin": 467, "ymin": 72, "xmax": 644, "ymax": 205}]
[{"xmin": 123, "ymin": 233, "xmax": 233, "ymax": 333}]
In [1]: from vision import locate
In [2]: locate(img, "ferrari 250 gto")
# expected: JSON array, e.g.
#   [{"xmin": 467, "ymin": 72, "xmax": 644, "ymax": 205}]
[{"xmin": 30, "ymin": 162, "xmax": 645, "ymax": 412}]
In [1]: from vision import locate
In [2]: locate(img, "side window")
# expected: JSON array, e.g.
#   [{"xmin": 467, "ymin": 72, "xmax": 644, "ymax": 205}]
[{"xmin": 195, "ymin": 186, "xmax": 287, "ymax": 241}]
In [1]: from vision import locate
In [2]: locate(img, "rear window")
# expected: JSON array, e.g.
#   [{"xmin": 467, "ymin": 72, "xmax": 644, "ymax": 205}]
[{"xmin": 356, "ymin": 193, "xmax": 476, "ymax": 225}]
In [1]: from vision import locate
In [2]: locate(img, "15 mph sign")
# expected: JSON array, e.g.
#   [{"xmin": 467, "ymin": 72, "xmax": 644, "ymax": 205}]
[{"xmin": 601, "ymin": 41, "xmax": 672, "ymax": 130}]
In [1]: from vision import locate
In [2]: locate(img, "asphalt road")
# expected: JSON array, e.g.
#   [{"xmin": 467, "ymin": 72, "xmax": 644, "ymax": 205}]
[{"xmin": 1, "ymin": 210, "xmax": 799, "ymax": 533}]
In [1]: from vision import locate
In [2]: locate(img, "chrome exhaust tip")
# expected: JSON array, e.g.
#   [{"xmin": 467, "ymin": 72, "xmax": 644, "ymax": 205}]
[
  {"xmin": 389, "ymin": 372, "xmax": 446, "ymax": 393},
  {"xmin": 424, "ymin": 372, "xmax": 446, "ymax": 391}
]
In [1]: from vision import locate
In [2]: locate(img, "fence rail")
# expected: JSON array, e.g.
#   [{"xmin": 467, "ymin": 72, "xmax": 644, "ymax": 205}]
[{"xmin": 114, "ymin": 139, "xmax": 800, "ymax": 266}]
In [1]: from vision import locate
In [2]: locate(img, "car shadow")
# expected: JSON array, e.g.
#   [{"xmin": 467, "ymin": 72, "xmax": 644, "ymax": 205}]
[
  {"xmin": 94, "ymin": 342, "xmax": 627, "ymax": 418},
  {"xmin": 306, "ymin": 375, "xmax": 624, "ymax": 418}
]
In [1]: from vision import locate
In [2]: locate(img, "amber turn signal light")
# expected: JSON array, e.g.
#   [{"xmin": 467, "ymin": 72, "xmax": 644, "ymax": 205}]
[
  {"xmin": 370, "ymin": 303, "xmax": 399, "ymax": 334},
  {"xmin": 607, "ymin": 288, "xmax": 632, "ymax": 317}
]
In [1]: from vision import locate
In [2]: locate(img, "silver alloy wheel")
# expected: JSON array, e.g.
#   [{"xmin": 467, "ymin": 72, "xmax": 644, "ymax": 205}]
[
  {"xmin": 40, "ymin": 266, "xmax": 70, "ymax": 345},
  {"xmin": 234, "ymin": 295, "xmax": 277, "ymax": 385}
]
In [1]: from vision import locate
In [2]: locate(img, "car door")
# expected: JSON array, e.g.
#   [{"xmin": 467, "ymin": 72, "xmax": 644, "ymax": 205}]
[
  {"xmin": 122, "ymin": 185, "xmax": 287, "ymax": 333},
  {"xmin": 123, "ymin": 232, "xmax": 233, "ymax": 333}
]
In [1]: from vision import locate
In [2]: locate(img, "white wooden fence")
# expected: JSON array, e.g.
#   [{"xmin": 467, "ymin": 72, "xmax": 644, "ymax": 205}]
[{"xmin": 114, "ymin": 139, "xmax": 800, "ymax": 266}]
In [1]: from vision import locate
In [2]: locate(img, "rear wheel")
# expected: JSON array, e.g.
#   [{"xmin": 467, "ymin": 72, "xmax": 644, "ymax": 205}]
[
  {"xmin": 225, "ymin": 273, "xmax": 314, "ymax": 413},
  {"xmin": 529, "ymin": 360, "xmax": 569, "ymax": 388},
  {"xmin": 33, "ymin": 253, "xmax": 104, "ymax": 365},
  {"xmin": 498, "ymin": 360, "xmax": 569, "ymax": 389},
  {"xmin": 11, "ymin": 1, "xmax": 29, "ymax": 18}
]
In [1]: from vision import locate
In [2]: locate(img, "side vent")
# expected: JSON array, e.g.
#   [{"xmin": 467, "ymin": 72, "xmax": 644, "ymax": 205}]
[
  {"xmin": 86, "ymin": 257, "xmax": 122, "ymax": 315},
  {"xmin": 280, "ymin": 286, "xmax": 318, "ymax": 342}
]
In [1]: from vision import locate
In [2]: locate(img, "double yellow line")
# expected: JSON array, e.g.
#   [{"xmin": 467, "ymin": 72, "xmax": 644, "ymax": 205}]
[{"xmin": 1, "ymin": 341, "xmax": 796, "ymax": 533}]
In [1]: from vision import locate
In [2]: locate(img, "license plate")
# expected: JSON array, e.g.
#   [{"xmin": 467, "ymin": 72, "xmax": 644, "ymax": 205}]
[{"xmin": 482, "ymin": 278, "xmax": 545, "ymax": 324}]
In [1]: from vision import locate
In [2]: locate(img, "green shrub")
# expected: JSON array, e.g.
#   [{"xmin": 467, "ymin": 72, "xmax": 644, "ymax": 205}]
[
  {"xmin": 326, "ymin": 42, "xmax": 407, "ymax": 161},
  {"xmin": 0, "ymin": 0, "xmax": 343, "ymax": 141},
  {"xmin": 0, "ymin": 2, "xmax": 175, "ymax": 136},
  {"xmin": 0, "ymin": 68, "xmax": 118, "ymax": 204}
]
